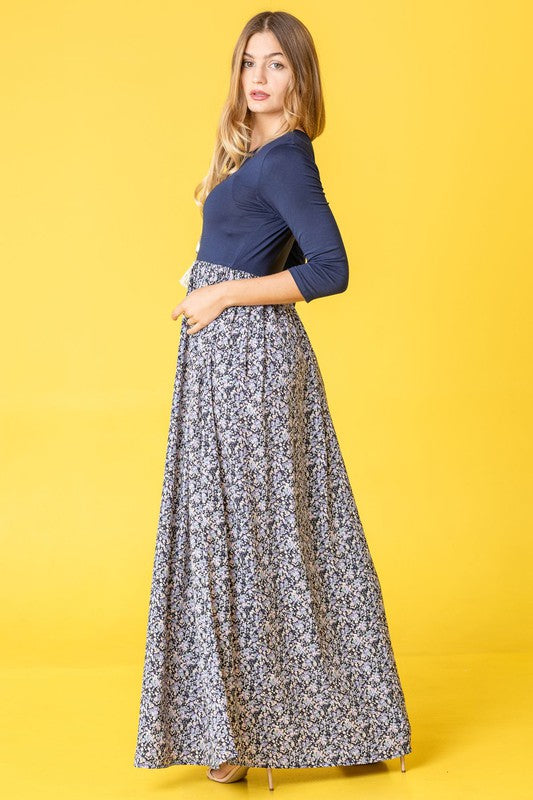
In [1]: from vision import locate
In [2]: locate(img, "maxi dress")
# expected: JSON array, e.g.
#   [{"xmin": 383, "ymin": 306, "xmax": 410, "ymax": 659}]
[{"xmin": 133, "ymin": 129, "xmax": 412, "ymax": 770}]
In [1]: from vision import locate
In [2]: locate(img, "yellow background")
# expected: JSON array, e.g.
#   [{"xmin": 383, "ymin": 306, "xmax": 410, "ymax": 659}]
[{"xmin": 1, "ymin": 1, "xmax": 531, "ymax": 798}]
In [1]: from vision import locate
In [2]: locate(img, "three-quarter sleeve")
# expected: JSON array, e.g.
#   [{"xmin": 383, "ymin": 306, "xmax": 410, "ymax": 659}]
[{"xmin": 257, "ymin": 142, "xmax": 349, "ymax": 303}]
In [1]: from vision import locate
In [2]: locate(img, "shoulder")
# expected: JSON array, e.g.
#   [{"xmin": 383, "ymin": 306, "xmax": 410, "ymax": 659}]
[{"xmin": 258, "ymin": 133, "xmax": 318, "ymax": 185}]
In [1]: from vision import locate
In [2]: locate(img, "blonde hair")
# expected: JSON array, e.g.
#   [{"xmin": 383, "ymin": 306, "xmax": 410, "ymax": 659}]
[{"xmin": 193, "ymin": 11, "xmax": 326, "ymax": 210}]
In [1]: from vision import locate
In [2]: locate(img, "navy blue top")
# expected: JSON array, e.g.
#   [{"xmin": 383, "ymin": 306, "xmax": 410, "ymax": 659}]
[{"xmin": 196, "ymin": 129, "xmax": 349, "ymax": 303}]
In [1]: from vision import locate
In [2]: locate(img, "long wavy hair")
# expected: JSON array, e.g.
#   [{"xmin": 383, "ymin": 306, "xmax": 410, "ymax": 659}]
[{"xmin": 193, "ymin": 11, "xmax": 326, "ymax": 210}]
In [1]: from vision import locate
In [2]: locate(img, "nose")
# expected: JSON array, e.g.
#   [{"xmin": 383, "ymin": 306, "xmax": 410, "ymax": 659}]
[{"xmin": 251, "ymin": 64, "xmax": 267, "ymax": 84}]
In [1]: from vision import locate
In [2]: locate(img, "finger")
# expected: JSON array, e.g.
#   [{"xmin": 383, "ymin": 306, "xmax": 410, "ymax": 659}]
[{"xmin": 171, "ymin": 302, "xmax": 183, "ymax": 320}]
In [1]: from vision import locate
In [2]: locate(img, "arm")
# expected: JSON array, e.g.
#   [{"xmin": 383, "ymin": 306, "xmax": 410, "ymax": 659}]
[
  {"xmin": 258, "ymin": 142, "xmax": 349, "ymax": 303},
  {"xmin": 223, "ymin": 142, "xmax": 349, "ymax": 306},
  {"xmin": 220, "ymin": 268, "xmax": 306, "ymax": 307}
]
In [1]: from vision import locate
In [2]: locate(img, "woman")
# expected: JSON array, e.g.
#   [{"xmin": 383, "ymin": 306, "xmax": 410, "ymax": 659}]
[{"xmin": 133, "ymin": 10, "xmax": 412, "ymax": 791}]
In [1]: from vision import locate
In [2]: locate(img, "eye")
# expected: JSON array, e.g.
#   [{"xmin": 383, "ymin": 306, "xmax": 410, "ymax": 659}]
[{"xmin": 241, "ymin": 60, "xmax": 285, "ymax": 70}]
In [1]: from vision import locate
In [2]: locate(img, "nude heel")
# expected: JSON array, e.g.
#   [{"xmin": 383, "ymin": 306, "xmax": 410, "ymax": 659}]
[
  {"xmin": 400, "ymin": 754, "xmax": 406, "ymax": 772},
  {"xmin": 206, "ymin": 764, "xmax": 249, "ymax": 783},
  {"xmin": 266, "ymin": 766, "xmax": 274, "ymax": 790}
]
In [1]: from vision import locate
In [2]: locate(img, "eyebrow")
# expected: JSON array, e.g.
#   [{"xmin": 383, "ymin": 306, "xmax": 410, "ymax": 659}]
[{"xmin": 243, "ymin": 52, "xmax": 285, "ymax": 59}]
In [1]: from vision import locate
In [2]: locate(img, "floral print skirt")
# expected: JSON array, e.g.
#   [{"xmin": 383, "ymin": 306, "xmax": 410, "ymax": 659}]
[{"xmin": 133, "ymin": 259, "xmax": 412, "ymax": 770}]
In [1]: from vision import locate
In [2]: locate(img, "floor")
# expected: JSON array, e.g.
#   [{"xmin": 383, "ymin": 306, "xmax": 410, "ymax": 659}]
[{"xmin": 2, "ymin": 652, "xmax": 531, "ymax": 799}]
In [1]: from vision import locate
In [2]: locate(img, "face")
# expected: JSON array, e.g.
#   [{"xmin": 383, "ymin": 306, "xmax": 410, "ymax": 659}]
[{"xmin": 241, "ymin": 31, "xmax": 293, "ymax": 120}]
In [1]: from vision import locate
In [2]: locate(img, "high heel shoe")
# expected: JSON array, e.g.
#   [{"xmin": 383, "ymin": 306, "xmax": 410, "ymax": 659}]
[
  {"xmin": 206, "ymin": 764, "xmax": 249, "ymax": 784},
  {"xmin": 206, "ymin": 763, "xmax": 275, "ymax": 790}
]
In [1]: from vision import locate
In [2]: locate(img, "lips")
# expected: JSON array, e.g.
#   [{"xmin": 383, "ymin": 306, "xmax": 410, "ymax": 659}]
[{"xmin": 251, "ymin": 91, "xmax": 270, "ymax": 99}]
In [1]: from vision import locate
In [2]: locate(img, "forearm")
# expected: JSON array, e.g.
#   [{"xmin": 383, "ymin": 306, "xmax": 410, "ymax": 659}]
[{"xmin": 221, "ymin": 269, "xmax": 305, "ymax": 308}]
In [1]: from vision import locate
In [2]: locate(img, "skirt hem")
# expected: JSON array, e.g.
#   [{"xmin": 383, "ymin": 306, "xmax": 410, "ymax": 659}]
[{"xmin": 134, "ymin": 745, "xmax": 412, "ymax": 770}]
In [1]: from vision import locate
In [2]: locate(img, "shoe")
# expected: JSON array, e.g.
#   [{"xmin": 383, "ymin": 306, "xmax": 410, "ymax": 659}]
[
  {"xmin": 206, "ymin": 763, "xmax": 275, "ymax": 790},
  {"xmin": 206, "ymin": 764, "xmax": 249, "ymax": 784}
]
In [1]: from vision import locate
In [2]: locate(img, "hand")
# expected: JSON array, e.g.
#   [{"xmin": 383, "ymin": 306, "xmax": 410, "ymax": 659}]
[{"xmin": 170, "ymin": 282, "xmax": 230, "ymax": 334}]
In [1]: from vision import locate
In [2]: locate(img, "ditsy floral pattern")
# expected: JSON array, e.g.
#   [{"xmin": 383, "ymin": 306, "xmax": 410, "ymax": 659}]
[{"xmin": 133, "ymin": 260, "xmax": 412, "ymax": 770}]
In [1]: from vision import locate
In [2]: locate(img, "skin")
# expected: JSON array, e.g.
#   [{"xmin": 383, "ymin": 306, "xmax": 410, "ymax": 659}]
[{"xmin": 171, "ymin": 29, "xmax": 305, "ymax": 337}]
